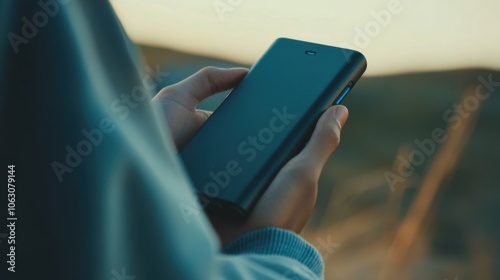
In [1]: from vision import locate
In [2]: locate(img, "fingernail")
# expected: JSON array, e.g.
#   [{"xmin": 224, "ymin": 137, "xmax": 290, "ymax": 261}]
[{"xmin": 334, "ymin": 106, "xmax": 349, "ymax": 127}]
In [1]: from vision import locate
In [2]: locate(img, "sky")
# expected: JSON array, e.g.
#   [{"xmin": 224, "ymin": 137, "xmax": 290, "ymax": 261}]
[{"xmin": 111, "ymin": 0, "xmax": 500, "ymax": 76}]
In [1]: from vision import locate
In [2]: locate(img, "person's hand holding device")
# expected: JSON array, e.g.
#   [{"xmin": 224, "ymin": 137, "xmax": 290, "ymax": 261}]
[
  {"xmin": 153, "ymin": 38, "xmax": 366, "ymax": 246},
  {"xmin": 153, "ymin": 67, "xmax": 349, "ymax": 245}
]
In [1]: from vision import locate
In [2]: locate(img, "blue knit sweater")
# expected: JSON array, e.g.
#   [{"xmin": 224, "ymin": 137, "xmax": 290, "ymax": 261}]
[{"xmin": 0, "ymin": 1, "xmax": 325, "ymax": 279}]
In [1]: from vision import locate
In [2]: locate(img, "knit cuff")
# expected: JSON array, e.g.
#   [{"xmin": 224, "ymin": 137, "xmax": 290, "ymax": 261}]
[{"xmin": 223, "ymin": 227, "xmax": 324, "ymax": 277}]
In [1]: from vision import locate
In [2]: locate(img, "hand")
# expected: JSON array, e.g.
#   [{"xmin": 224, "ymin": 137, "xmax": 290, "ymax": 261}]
[
  {"xmin": 152, "ymin": 66, "xmax": 249, "ymax": 150},
  {"xmin": 152, "ymin": 67, "xmax": 349, "ymax": 247},
  {"xmin": 210, "ymin": 104, "xmax": 348, "ymax": 246}
]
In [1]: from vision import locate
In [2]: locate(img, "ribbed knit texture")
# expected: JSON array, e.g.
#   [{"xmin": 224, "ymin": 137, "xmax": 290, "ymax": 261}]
[{"xmin": 223, "ymin": 227, "xmax": 324, "ymax": 277}]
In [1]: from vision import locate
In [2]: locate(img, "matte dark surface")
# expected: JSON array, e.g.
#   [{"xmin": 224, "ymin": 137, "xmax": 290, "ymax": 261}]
[{"xmin": 180, "ymin": 38, "xmax": 366, "ymax": 217}]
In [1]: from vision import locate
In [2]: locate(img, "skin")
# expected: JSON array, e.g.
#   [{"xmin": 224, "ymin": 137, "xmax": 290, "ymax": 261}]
[{"xmin": 152, "ymin": 66, "xmax": 349, "ymax": 247}]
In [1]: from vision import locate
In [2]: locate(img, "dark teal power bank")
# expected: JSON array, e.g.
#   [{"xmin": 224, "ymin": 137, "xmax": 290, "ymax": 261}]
[{"xmin": 179, "ymin": 38, "xmax": 367, "ymax": 218}]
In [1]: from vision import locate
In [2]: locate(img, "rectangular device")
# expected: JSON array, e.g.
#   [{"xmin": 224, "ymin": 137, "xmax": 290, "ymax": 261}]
[{"xmin": 179, "ymin": 38, "xmax": 367, "ymax": 218}]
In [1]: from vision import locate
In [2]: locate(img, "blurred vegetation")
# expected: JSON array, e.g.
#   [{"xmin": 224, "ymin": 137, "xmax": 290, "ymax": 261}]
[{"xmin": 140, "ymin": 45, "xmax": 500, "ymax": 280}]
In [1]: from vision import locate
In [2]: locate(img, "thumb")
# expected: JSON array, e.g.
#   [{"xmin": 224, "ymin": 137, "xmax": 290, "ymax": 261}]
[{"xmin": 299, "ymin": 105, "xmax": 349, "ymax": 171}]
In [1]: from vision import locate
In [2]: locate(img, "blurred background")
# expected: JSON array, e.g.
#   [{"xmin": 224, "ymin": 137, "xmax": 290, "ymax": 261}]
[{"xmin": 110, "ymin": 1, "xmax": 500, "ymax": 279}]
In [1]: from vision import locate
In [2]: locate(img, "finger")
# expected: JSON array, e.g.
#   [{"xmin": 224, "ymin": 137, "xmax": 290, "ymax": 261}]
[
  {"xmin": 160, "ymin": 67, "xmax": 248, "ymax": 109},
  {"xmin": 195, "ymin": 109, "xmax": 212, "ymax": 122},
  {"xmin": 297, "ymin": 105, "xmax": 349, "ymax": 174}
]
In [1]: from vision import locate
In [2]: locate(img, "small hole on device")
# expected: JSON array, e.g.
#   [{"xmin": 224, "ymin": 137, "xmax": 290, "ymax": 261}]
[{"xmin": 305, "ymin": 50, "xmax": 316, "ymax": 55}]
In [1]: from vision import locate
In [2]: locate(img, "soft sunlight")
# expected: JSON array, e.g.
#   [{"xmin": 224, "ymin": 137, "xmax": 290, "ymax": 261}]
[{"xmin": 111, "ymin": 0, "xmax": 500, "ymax": 75}]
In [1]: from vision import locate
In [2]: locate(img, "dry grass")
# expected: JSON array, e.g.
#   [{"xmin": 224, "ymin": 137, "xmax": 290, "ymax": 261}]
[{"xmin": 303, "ymin": 87, "xmax": 489, "ymax": 280}]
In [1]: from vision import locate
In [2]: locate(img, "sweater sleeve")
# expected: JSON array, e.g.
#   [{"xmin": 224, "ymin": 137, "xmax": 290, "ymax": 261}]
[
  {"xmin": 0, "ymin": 1, "xmax": 325, "ymax": 279},
  {"xmin": 224, "ymin": 227, "xmax": 324, "ymax": 276},
  {"xmin": 217, "ymin": 227, "xmax": 324, "ymax": 279}
]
